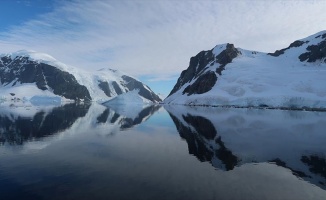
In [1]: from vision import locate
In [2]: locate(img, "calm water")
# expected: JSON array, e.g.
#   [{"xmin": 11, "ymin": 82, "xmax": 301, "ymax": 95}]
[{"xmin": 0, "ymin": 103, "xmax": 326, "ymax": 200}]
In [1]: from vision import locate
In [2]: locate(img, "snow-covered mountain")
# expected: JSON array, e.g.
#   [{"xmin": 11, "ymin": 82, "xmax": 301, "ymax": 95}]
[
  {"xmin": 164, "ymin": 31, "xmax": 326, "ymax": 109},
  {"xmin": 165, "ymin": 105, "xmax": 326, "ymax": 189},
  {"xmin": 0, "ymin": 50, "xmax": 161, "ymax": 103}
]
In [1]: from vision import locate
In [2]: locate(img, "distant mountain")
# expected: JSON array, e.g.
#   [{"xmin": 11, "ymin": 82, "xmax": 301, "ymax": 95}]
[
  {"xmin": 0, "ymin": 50, "xmax": 161, "ymax": 103},
  {"xmin": 164, "ymin": 31, "xmax": 326, "ymax": 109}
]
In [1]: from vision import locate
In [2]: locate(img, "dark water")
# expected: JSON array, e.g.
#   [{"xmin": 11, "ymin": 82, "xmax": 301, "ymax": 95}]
[{"xmin": 0, "ymin": 103, "xmax": 326, "ymax": 200}]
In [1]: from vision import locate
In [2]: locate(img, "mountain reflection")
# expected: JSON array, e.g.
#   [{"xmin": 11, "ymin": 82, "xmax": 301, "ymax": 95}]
[
  {"xmin": 0, "ymin": 103, "xmax": 161, "ymax": 146},
  {"xmin": 99, "ymin": 104, "xmax": 161, "ymax": 130},
  {"xmin": 0, "ymin": 103, "xmax": 90, "ymax": 145},
  {"xmin": 169, "ymin": 113, "xmax": 238, "ymax": 170},
  {"xmin": 165, "ymin": 105, "xmax": 326, "ymax": 189}
]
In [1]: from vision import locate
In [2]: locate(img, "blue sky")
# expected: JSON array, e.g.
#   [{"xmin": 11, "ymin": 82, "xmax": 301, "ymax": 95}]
[
  {"xmin": 0, "ymin": 0, "xmax": 325, "ymax": 97},
  {"xmin": 0, "ymin": 0, "xmax": 55, "ymax": 30}
]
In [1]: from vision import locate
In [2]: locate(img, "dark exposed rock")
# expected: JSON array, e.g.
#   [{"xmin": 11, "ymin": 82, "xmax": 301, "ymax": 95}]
[
  {"xmin": 216, "ymin": 43, "xmax": 240, "ymax": 65},
  {"xmin": 301, "ymin": 155, "xmax": 326, "ymax": 181},
  {"xmin": 96, "ymin": 108, "xmax": 110, "ymax": 123},
  {"xmin": 215, "ymin": 43, "xmax": 240, "ymax": 75},
  {"xmin": 215, "ymin": 136, "xmax": 238, "ymax": 171},
  {"xmin": 121, "ymin": 75, "xmax": 161, "ymax": 102},
  {"xmin": 96, "ymin": 69, "xmax": 161, "ymax": 102},
  {"xmin": 169, "ymin": 113, "xmax": 214, "ymax": 162},
  {"xmin": 315, "ymin": 33, "xmax": 326, "ymax": 39},
  {"xmin": 168, "ymin": 43, "xmax": 239, "ymax": 97},
  {"xmin": 40, "ymin": 64, "xmax": 91, "ymax": 100},
  {"xmin": 98, "ymin": 77, "xmax": 157, "ymax": 101},
  {"xmin": 98, "ymin": 81, "xmax": 112, "ymax": 97},
  {"xmin": 168, "ymin": 50, "xmax": 215, "ymax": 96},
  {"xmin": 98, "ymin": 105, "xmax": 161, "ymax": 129},
  {"xmin": 299, "ymin": 40, "xmax": 326, "ymax": 62},
  {"xmin": 182, "ymin": 71, "xmax": 217, "ymax": 95},
  {"xmin": 268, "ymin": 40, "xmax": 307, "ymax": 57},
  {"xmin": 133, "ymin": 105, "xmax": 161, "ymax": 125},
  {"xmin": 270, "ymin": 158, "xmax": 309, "ymax": 178},
  {"xmin": 168, "ymin": 112, "xmax": 238, "ymax": 170},
  {"xmin": 0, "ymin": 56, "xmax": 91, "ymax": 101},
  {"xmin": 183, "ymin": 115, "xmax": 217, "ymax": 140},
  {"xmin": 121, "ymin": 105, "xmax": 161, "ymax": 129},
  {"xmin": 110, "ymin": 113, "xmax": 120, "ymax": 123},
  {"xmin": 112, "ymin": 81, "xmax": 123, "ymax": 95},
  {"xmin": 323, "ymin": 33, "xmax": 326, "ymax": 39}
]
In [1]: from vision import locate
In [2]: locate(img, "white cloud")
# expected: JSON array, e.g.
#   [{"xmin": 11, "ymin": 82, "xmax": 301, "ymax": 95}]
[{"xmin": 0, "ymin": 0, "xmax": 325, "ymax": 79}]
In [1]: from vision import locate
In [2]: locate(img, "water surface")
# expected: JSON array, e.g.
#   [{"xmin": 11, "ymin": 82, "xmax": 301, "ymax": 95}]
[{"xmin": 0, "ymin": 103, "xmax": 326, "ymax": 200}]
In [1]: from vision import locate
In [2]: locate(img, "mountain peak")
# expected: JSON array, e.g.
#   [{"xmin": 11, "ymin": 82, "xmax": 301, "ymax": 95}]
[
  {"xmin": 2, "ymin": 50, "xmax": 57, "ymax": 63},
  {"xmin": 167, "ymin": 43, "xmax": 240, "ymax": 97},
  {"xmin": 165, "ymin": 30, "xmax": 326, "ymax": 110},
  {"xmin": 301, "ymin": 30, "xmax": 326, "ymax": 41},
  {"xmin": 0, "ymin": 51, "xmax": 162, "ymax": 103},
  {"xmin": 97, "ymin": 68, "xmax": 117, "ymax": 73},
  {"xmin": 0, "ymin": 50, "xmax": 71, "ymax": 72},
  {"xmin": 268, "ymin": 31, "xmax": 326, "ymax": 62}
]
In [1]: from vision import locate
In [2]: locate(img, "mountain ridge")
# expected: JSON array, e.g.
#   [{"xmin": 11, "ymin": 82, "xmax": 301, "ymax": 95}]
[
  {"xmin": 0, "ymin": 50, "xmax": 161, "ymax": 103},
  {"xmin": 164, "ymin": 30, "xmax": 326, "ymax": 109}
]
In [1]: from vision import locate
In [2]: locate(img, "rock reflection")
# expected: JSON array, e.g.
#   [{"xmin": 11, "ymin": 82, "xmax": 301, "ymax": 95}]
[
  {"xmin": 301, "ymin": 155, "xmax": 326, "ymax": 186},
  {"xmin": 0, "ymin": 103, "xmax": 90, "ymax": 145},
  {"xmin": 169, "ymin": 113, "xmax": 238, "ymax": 170},
  {"xmin": 0, "ymin": 102, "xmax": 161, "ymax": 146},
  {"xmin": 165, "ymin": 105, "xmax": 326, "ymax": 189},
  {"xmin": 99, "ymin": 104, "xmax": 161, "ymax": 130}
]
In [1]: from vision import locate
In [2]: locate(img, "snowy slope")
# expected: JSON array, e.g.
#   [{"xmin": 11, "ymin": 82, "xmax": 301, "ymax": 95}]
[
  {"xmin": 164, "ymin": 31, "xmax": 326, "ymax": 109},
  {"xmin": 103, "ymin": 91, "xmax": 161, "ymax": 122},
  {"xmin": 0, "ymin": 83, "xmax": 63, "ymax": 103},
  {"xmin": 103, "ymin": 90, "xmax": 152, "ymax": 105},
  {"xmin": 0, "ymin": 50, "xmax": 161, "ymax": 103}
]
